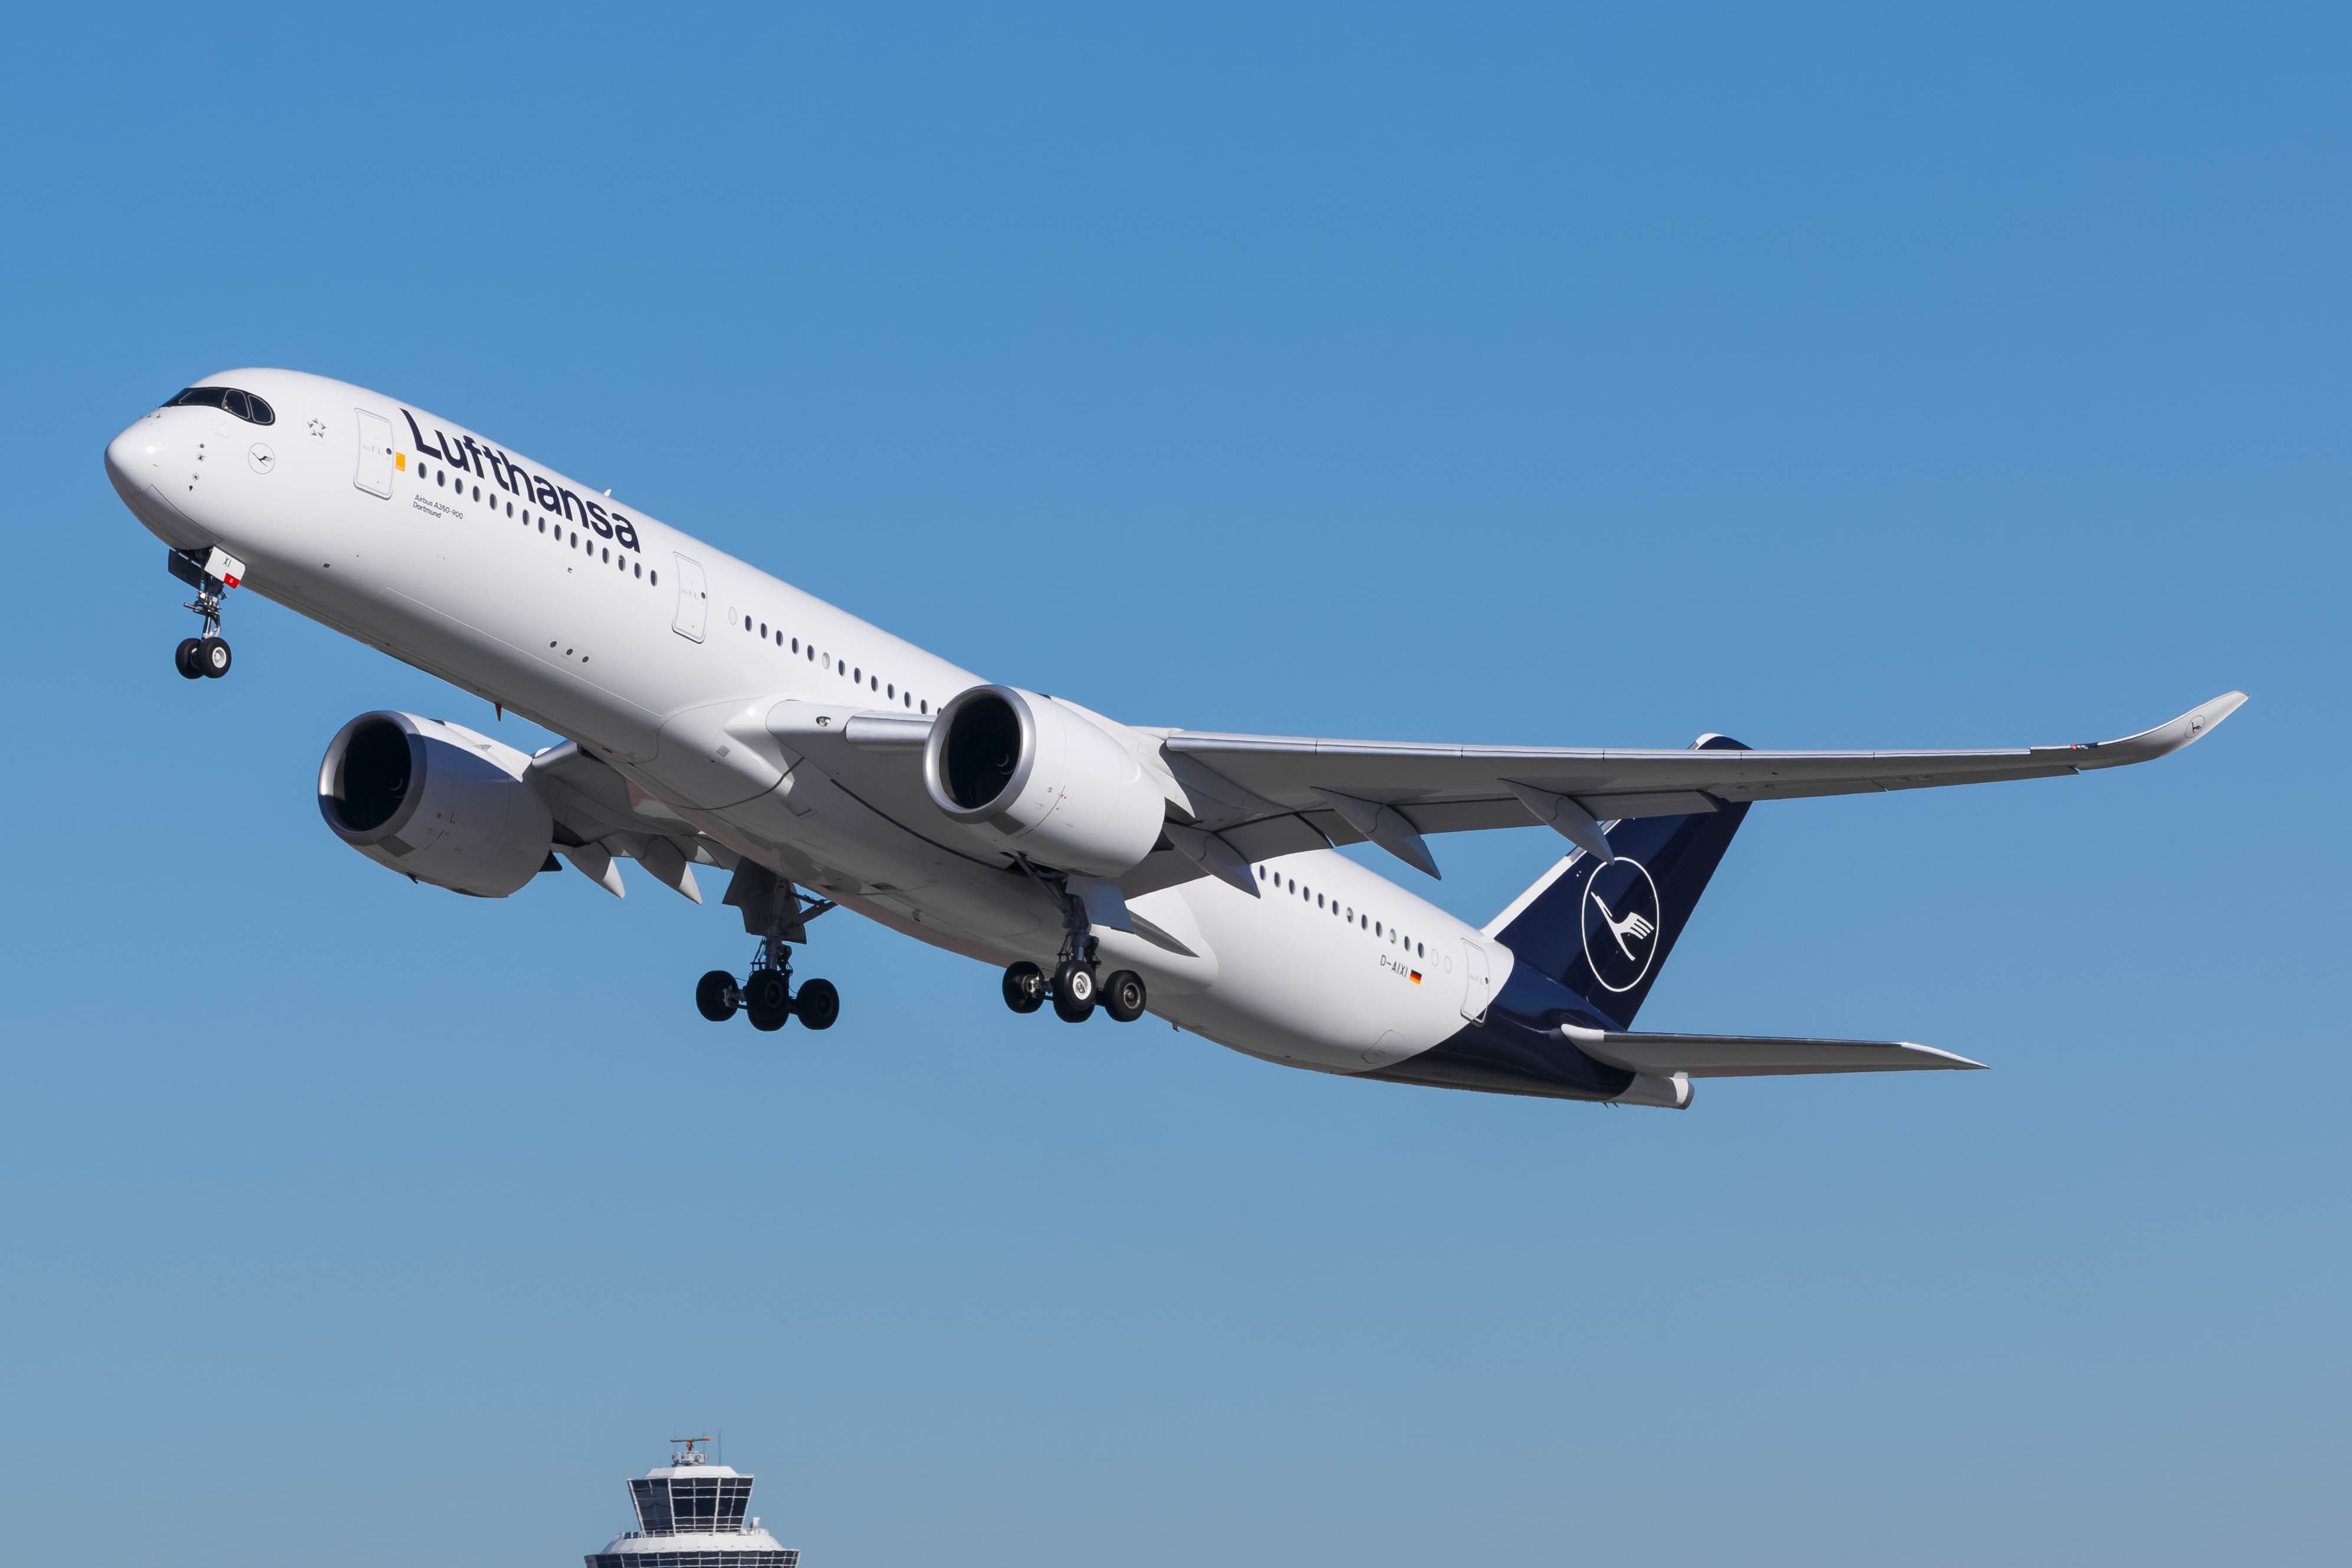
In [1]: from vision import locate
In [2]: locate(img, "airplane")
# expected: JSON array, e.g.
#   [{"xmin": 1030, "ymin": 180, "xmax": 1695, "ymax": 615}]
[{"xmin": 104, "ymin": 370, "xmax": 2245, "ymax": 1110}]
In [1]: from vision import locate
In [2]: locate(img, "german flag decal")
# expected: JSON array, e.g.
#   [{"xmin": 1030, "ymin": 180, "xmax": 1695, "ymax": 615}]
[{"xmin": 1409, "ymin": 970, "xmax": 1422, "ymax": 984}]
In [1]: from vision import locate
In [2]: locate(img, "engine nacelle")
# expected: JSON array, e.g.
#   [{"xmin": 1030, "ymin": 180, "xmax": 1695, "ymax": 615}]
[
  {"xmin": 923, "ymin": 685, "xmax": 1166, "ymax": 876},
  {"xmin": 318, "ymin": 711, "xmax": 554, "ymax": 898}
]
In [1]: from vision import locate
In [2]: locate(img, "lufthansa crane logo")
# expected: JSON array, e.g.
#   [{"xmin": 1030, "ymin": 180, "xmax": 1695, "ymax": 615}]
[{"xmin": 1581, "ymin": 856, "xmax": 1662, "ymax": 994}]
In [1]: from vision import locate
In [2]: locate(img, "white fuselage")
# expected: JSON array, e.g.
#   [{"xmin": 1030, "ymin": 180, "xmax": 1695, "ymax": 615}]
[{"xmin": 107, "ymin": 369, "xmax": 1509, "ymax": 1079}]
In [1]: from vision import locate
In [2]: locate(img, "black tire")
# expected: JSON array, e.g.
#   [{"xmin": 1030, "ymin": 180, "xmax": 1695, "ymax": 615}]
[
  {"xmin": 175, "ymin": 637, "xmax": 206, "ymax": 679},
  {"xmin": 1052, "ymin": 961, "xmax": 1097, "ymax": 1023},
  {"xmin": 794, "ymin": 978, "xmax": 840, "ymax": 1031},
  {"xmin": 199, "ymin": 636, "xmax": 232, "ymax": 678},
  {"xmin": 1001, "ymin": 961, "xmax": 1046, "ymax": 1014},
  {"xmin": 1103, "ymin": 969, "xmax": 1147, "ymax": 1023},
  {"xmin": 744, "ymin": 968, "xmax": 792, "ymax": 1031},
  {"xmin": 695, "ymin": 970, "xmax": 739, "ymax": 1023}
]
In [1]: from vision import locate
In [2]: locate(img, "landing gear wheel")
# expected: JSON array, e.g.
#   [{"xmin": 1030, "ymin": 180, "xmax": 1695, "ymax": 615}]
[
  {"xmin": 1002, "ymin": 962, "xmax": 1046, "ymax": 1014},
  {"xmin": 695, "ymin": 970, "xmax": 740, "ymax": 1023},
  {"xmin": 1103, "ymin": 969, "xmax": 1147, "ymax": 1023},
  {"xmin": 744, "ymin": 968, "xmax": 793, "ymax": 1031},
  {"xmin": 175, "ymin": 638, "xmax": 206, "ymax": 679},
  {"xmin": 198, "ymin": 636, "xmax": 232, "ymax": 678},
  {"xmin": 1052, "ymin": 961, "xmax": 1097, "ymax": 1023},
  {"xmin": 794, "ymin": 978, "xmax": 839, "ymax": 1031}
]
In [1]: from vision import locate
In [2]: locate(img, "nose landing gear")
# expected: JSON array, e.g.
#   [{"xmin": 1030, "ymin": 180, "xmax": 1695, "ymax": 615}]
[{"xmin": 166, "ymin": 547, "xmax": 244, "ymax": 680}]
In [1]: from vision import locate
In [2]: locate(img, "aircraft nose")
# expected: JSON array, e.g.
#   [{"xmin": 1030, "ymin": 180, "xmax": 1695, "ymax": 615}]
[{"xmin": 104, "ymin": 417, "xmax": 163, "ymax": 498}]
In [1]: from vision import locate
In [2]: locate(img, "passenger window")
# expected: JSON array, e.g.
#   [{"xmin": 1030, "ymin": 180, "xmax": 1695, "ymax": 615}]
[
  {"xmin": 635, "ymin": 563, "xmax": 642, "ymax": 578},
  {"xmin": 651, "ymin": 571, "xmax": 658, "ymax": 586},
  {"xmin": 886, "ymin": 683, "xmax": 894, "ymax": 698},
  {"xmin": 920, "ymin": 700, "xmax": 929, "ymax": 714},
  {"xmin": 436, "ymin": 471, "xmax": 445, "ymax": 487}
]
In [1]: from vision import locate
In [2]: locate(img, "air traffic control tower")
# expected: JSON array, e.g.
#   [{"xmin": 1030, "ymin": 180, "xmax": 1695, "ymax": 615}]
[{"xmin": 585, "ymin": 1440, "xmax": 800, "ymax": 1568}]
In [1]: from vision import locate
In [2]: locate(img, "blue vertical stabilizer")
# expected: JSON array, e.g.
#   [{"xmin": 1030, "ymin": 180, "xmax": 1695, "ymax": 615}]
[{"xmin": 1490, "ymin": 735, "xmax": 1752, "ymax": 1029}]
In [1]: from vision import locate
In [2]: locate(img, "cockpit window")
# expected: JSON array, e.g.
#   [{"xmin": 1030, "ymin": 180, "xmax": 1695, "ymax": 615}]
[{"xmin": 163, "ymin": 385, "xmax": 275, "ymax": 426}]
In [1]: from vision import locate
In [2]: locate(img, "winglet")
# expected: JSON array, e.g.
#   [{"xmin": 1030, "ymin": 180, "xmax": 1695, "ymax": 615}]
[{"xmin": 2073, "ymin": 691, "xmax": 2248, "ymax": 768}]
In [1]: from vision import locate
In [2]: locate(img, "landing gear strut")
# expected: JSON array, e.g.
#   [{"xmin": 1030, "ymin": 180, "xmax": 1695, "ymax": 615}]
[
  {"xmin": 1003, "ymin": 859, "xmax": 1147, "ymax": 1025},
  {"xmin": 167, "ymin": 547, "xmax": 241, "ymax": 680},
  {"xmin": 695, "ymin": 865, "xmax": 840, "ymax": 1033}
]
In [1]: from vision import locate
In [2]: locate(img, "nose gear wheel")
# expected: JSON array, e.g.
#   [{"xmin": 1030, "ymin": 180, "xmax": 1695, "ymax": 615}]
[{"xmin": 165, "ymin": 548, "xmax": 236, "ymax": 679}]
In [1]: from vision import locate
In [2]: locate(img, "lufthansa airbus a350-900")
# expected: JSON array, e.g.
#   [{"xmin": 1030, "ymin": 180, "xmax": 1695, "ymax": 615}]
[{"xmin": 107, "ymin": 370, "xmax": 2243, "ymax": 1109}]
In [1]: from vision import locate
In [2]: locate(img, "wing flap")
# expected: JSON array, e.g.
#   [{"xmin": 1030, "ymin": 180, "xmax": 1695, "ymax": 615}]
[{"xmin": 1562, "ymin": 1023, "xmax": 1985, "ymax": 1077}]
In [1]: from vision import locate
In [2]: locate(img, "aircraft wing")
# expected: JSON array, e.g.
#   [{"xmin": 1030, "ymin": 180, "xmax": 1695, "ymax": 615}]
[
  {"xmin": 525, "ymin": 741, "xmax": 737, "ymax": 900},
  {"xmin": 1141, "ymin": 691, "xmax": 2246, "ymax": 880}
]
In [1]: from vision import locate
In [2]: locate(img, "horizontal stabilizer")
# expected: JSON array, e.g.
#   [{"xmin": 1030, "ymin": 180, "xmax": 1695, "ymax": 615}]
[{"xmin": 1561, "ymin": 1023, "xmax": 1983, "ymax": 1077}]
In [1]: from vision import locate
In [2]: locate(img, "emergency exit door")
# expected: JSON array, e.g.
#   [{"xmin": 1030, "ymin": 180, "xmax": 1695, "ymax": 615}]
[{"xmin": 671, "ymin": 553, "xmax": 708, "ymax": 642}]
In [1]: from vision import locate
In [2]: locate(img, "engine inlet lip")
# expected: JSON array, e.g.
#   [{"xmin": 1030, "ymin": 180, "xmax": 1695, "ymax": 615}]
[
  {"xmin": 925, "ymin": 685, "xmax": 1038, "ymax": 823},
  {"xmin": 317, "ymin": 710, "xmax": 431, "ymax": 844}
]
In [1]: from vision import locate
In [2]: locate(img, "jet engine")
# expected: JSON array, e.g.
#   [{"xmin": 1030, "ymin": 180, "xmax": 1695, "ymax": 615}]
[
  {"xmin": 318, "ymin": 711, "xmax": 554, "ymax": 897},
  {"xmin": 922, "ymin": 685, "xmax": 1167, "ymax": 876}
]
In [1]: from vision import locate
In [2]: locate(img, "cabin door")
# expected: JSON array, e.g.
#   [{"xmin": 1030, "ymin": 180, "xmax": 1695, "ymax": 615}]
[
  {"xmin": 671, "ymin": 553, "xmax": 709, "ymax": 642},
  {"xmin": 353, "ymin": 409, "xmax": 394, "ymax": 498},
  {"xmin": 1460, "ymin": 938, "xmax": 1495, "ymax": 1023}
]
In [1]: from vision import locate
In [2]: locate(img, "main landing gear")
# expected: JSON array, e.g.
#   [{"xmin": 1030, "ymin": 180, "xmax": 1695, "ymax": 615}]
[
  {"xmin": 999, "ymin": 859, "xmax": 1148, "ymax": 1025},
  {"xmin": 697, "ymin": 961, "xmax": 840, "ymax": 1033},
  {"xmin": 1001, "ymin": 959, "xmax": 1148, "ymax": 1024},
  {"xmin": 166, "ymin": 547, "xmax": 242, "ymax": 681},
  {"xmin": 696, "ymin": 866, "xmax": 840, "ymax": 1033}
]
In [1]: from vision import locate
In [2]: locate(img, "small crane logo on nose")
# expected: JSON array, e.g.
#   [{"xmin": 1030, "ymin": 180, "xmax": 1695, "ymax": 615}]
[{"xmin": 248, "ymin": 443, "xmax": 275, "ymax": 475}]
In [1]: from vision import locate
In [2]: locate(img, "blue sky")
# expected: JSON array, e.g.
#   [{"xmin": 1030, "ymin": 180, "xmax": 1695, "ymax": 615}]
[{"xmin": 2, "ymin": 5, "xmax": 2345, "ymax": 1564}]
